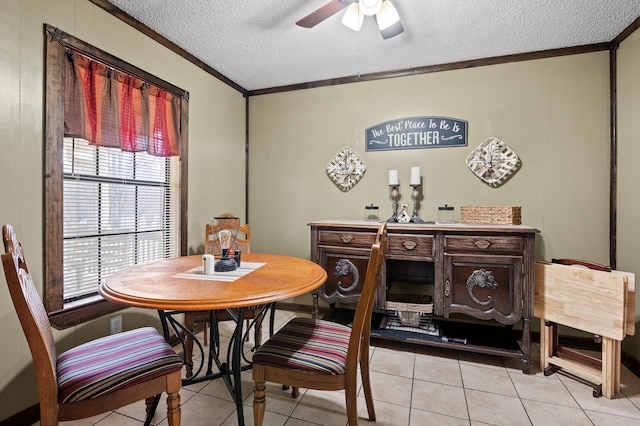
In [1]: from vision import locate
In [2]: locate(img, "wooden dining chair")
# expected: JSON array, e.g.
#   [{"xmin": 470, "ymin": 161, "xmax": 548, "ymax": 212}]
[
  {"xmin": 204, "ymin": 213, "xmax": 251, "ymax": 256},
  {"xmin": 183, "ymin": 213, "xmax": 263, "ymax": 377},
  {"xmin": 1, "ymin": 224, "xmax": 183, "ymax": 426},
  {"xmin": 251, "ymin": 222, "xmax": 387, "ymax": 426}
]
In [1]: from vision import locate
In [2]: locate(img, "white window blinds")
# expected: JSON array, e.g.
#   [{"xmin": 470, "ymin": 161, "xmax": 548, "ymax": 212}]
[{"xmin": 62, "ymin": 137, "xmax": 180, "ymax": 302}]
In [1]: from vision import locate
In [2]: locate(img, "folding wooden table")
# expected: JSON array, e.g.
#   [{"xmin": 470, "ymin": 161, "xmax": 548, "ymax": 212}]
[{"xmin": 534, "ymin": 260, "xmax": 635, "ymax": 398}]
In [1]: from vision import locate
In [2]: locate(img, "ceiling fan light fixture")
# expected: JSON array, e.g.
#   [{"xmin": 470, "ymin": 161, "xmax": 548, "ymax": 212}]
[
  {"xmin": 376, "ymin": 0, "xmax": 404, "ymax": 39},
  {"xmin": 341, "ymin": 2, "xmax": 364, "ymax": 31},
  {"xmin": 377, "ymin": 19, "xmax": 404, "ymax": 39},
  {"xmin": 359, "ymin": 0, "xmax": 383, "ymax": 16}
]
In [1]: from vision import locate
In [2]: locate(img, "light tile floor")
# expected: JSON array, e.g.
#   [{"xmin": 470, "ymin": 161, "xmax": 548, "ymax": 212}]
[{"xmin": 53, "ymin": 310, "xmax": 640, "ymax": 425}]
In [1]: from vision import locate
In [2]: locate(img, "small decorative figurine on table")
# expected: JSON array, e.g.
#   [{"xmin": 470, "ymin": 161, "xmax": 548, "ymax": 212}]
[{"xmin": 397, "ymin": 204, "xmax": 411, "ymax": 223}]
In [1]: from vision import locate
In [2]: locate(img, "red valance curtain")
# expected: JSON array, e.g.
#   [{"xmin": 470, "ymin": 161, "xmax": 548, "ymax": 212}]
[{"xmin": 64, "ymin": 51, "xmax": 181, "ymax": 157}]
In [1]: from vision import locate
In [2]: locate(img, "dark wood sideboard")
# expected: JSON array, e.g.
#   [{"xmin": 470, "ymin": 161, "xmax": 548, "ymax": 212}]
[{"xmin": 309, "ymin": 220, "xmax": 539, "ymax": 373}]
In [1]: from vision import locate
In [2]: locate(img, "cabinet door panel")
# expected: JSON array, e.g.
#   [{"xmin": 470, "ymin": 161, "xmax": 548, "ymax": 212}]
[
  {"xmin": 444, "ymin": 254, "xmax": 523, "ymax": 324},
  {"xmin": 318, "ymin": 247, "xmax": 373, "ymax": 304}
]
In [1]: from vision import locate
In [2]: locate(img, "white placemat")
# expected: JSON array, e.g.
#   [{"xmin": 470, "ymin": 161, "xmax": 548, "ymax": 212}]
[{"xmin": 173, "ymin": 261, "xmax": 266, "ymax": 282}]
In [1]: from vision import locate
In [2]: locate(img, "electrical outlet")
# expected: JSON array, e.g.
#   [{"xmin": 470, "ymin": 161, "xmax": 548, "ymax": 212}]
[{"xmin": 110, "ymin": 315, "xmax": 122, "ymax": 334}]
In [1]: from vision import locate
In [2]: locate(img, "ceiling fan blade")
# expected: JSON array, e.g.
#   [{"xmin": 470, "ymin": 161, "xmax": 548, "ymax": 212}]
[{"xmin": 296, "ymin": 0, "xmax": 355, "ymax": 28}]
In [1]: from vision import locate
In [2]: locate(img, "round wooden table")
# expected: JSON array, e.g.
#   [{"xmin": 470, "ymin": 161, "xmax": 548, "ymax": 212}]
[
  {"xmin": 100, "ymin": 253, "xmax": 327, "ymax": 426},
  {"xmin": 100, "ymin": 253, "xmax": 327, "ymax": 310}
]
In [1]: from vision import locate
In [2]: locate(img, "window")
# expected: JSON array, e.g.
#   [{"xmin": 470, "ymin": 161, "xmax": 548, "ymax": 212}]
[
  {"xmin": 63, "ymin": 138, "xmax": 180, "ymax": 302},
  {"xmin": 44, "ymin": 25, "xmax": 188, "ymax": 328}
]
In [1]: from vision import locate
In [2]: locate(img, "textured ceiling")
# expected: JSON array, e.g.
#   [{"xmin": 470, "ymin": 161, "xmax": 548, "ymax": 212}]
[{"xmin": 105, "ymin": 0, "xmax": 640, "ymax": 92}]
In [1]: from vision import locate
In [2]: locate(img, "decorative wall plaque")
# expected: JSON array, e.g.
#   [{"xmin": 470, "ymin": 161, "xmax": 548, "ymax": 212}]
[
  {"xmin": 466, "ymin": 137, "xmax": 520, "ymax": 186},
  {"xmin": 326, "ymin": 146, "xmax": 366, "ymax": 192}
]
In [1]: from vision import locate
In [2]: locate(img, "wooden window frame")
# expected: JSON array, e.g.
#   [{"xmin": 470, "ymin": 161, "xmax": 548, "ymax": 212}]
[{"xmin": 43, "ymin": 24, "xmax": 189, "ymax": 328}]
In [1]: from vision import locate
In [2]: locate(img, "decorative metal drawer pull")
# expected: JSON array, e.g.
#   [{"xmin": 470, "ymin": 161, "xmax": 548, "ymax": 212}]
[
  {"xmin": 474, "ymin": 240, "xmax": 491, "ymax": 249},
  {"xmin": 340, "ymin": 234, "xmax": 354, "ymax": 243},
  {"xmin": 333, "ymin": 259, "xmax": 359, "ymax": 292},
  {"xmin": 466, "ymin": 269, "xmax": 498, "ymax": 306},
  {"xmin": 403, "ymin": 241, "xmax": 417, "ymax": 250}
]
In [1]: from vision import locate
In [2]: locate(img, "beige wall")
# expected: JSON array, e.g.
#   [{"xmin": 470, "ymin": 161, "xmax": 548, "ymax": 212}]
[
  {"xmin": 618, "ymin": 28, "xmax": 640, "ymax": 355},
  {"xmin": 0, "ymin": 0, "xmax": 246, "ymax": 419},
  {"xmin": 248, "ymin": 52, "xmax": 611, "ymax": 280}
]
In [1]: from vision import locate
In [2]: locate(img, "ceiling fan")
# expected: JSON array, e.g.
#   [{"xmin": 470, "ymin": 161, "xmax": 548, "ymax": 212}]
[{"xmin": 296, "ymin": 0, "xmax": 404, "ymax": 40}]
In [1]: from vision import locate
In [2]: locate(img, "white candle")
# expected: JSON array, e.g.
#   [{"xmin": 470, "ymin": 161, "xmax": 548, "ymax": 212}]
[
  {"xmin": 410, "ymin": 166, "xmax": 421, "ymax": 185},
  {"xmin": 388, "ymin": 170, "xmax": 398, "ymax": 186}
]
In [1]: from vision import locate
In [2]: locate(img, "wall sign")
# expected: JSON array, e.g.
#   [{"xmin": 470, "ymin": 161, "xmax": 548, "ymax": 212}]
[{"xmin": 365, "ymin": 116, "xmax": 467, "ymax": 152}]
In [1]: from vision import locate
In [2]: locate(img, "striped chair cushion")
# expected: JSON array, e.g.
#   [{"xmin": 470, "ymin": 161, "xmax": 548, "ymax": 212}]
[
  {"xmin": 252, "ymin": 317, "xmax": 351, "ymax": 375},
  {"xmin": 57, "ymin": 326, "xmax": 183, "ymax": 403}
]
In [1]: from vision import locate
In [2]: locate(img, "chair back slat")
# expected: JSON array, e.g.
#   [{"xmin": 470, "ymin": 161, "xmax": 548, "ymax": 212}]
[
  {"xmin": 2, "ymin": 224, "xmax": 59, "ymax": 415},
  {"xmin": 345, "ymin": 223, "xmax": 387, "ymax": 373}
]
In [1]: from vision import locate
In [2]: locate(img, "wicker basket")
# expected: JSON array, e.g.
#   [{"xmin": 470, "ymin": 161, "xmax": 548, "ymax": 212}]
[{"xmin": 460, "ymin": 206, "xmax": 522, "ymax": 225}]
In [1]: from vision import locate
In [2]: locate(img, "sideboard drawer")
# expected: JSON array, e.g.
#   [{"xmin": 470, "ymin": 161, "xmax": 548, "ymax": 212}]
[
  {"xmin": 388, "ymin": 234, "xmax": 434, "ymax": 257},
  {"xmin": 319, "ymin": 230, "xmax": 377, "ymax": 247},
  {"xmin": 444, "ymin": 235, "xmax": 523, "ymax": 253}
]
